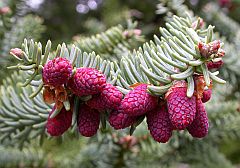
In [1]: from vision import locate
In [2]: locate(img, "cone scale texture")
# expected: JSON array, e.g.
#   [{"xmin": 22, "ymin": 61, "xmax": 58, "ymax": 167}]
[
  {"xmin": 46, "ymin": 106, "xmax": 72, "ymax": 136},
  {"xmin": 77, "ymin": 104, "xmax": 100, "ymax": 137},
  {"xmin": 121, "ymin": 84, "xmax": 158, "ymax": 117},
  {"xmin": 187, "ymin": 99, "xmax": 209, "ymax": 138},
  {"xmin": 86, "ymin": 84, "xmax": 123, "ymax": 110},
  {"xmin": 166, "ymin": 82, "xmax": 196, "ymax": 130},
  {"xmin": 43, "ymin": 57, "xmax": 72, "ymax": 87},
  {"xmin": 147, "ymin": 105, "xmax": 173, "ymax": 143},
  {"xmin": 109, "ymin": 107, "xmax": 136, "ymax": 129},
  {"xmin": 202, "ymin": 89, "xmax": 212, "ymax": 103},
  {"xmin": 68, "ymin": 68, "xmax": 106, "ymax": 97}
]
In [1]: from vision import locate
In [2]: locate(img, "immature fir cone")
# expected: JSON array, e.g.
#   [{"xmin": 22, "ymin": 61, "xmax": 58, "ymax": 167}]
[
  {"xmin": 109, "ymin": 107, "xmax": 136, "ymax": 129},
  {"xmin": 207, "ymin": 60, "xmax": 224, "ymax": 69},
  {"xmin": 85, "ymin": 94, "xmax": 104, "ymax": 110},
  {"xmin": 202, "ymin": 89, "xmax": 212, "ymax": 103},
  {"xmin": 166, "ymin": 81, "xmax": 196, "ymax": 130},
  {"xmin": 86, "ymin": 84, "xmax": 123, "ymax": 110},
  {"xmin": 198, "ymin": 40, "xmax": 221, "ymax": 58},
  {"xmin": 46, "ymin": 106, "xmax": 72, "ymax": 136},
  {"xmin": 68, "ymin": 68, "xmax": 106, "ymax": 97},
  {"xmin": 10, "ymin": 48, "xmax": 23, "ymax": 58},
  {"xmin": 187, "ymin": 99, "xmax": 209, "ymax": 138},
  {"xmin": 43, "ymin": 57, "xmax": 72, "ymax": 87},
  {"xmin": 78, "ymin": 104, "xmax": 100, "ymax": 137},
  {"xmin": 147, "ymin": 105, "xmax": 173, "ymax": 143},
  {"xmin": 121, "ymin": 84, "xmax": 158, "ymax": 116}
]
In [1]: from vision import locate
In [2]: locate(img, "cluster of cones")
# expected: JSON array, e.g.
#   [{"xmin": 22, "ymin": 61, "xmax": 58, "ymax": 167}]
[
  {"xmin": 42, "ymin": 38, "xmax": 224, "ymax": 142},
  {"xmin": 110, "ymin": 78, "xmax": 212, "ymax": 143},
  {"xmin": 43, "ymin": 57, "xmax": 123, "ymax": 137},
  {"xmin": 42, "ymin": 56, "xmax": 214, "ymax": 143}
]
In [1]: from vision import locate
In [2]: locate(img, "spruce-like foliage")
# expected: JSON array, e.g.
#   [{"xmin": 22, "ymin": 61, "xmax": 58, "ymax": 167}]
[
  {"xmin": 1, "ymin": 14, "xmax": 226, "ymax": 145},
  {"xmin": 0, "ymin": 1, "xmax": 45, "ymax": 80},
  {"xmin": 1, "ymin": 1, "xmax": 240, "ymax": 167}
]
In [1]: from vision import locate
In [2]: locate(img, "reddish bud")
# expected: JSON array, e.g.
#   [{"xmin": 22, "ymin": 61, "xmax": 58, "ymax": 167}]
[
  {"xmin": 192, "ymin": 18, "xmax": 204, "ymax": 29},
  {"xmin": 207, "ymin": 60, "xmax": 224, "ymax": 69},
  {"xmin": 0, "ymin": 6, "xmax": 10, "ymax": 15},
  {"xmin": 121, "ymin": 84, "xmax": 158, "ymax": 116},
  {"xmin": 202, "ymin": 89, "xmax": 212, "ymax": 103},
  {"xmin": 77, "ymin": 104, "xmax": 100, "ymax": 137},
  {"xmin": 109, "ymin": 107, "xmax": 136, "ymax": 130},
  {"xmin": 198, "ymin": 40, "xmax": 221, "ymax": 58},
  {"xmin": 166, "ymin": 81, "xmax": 196, "ymax": 130},
  {"xmin": 43, "ymin": 57, "xmax": 73, "ymax": 87},
  {"xmin": 10, "ymin": 48, "xmax": 23, "ymax": 58}
]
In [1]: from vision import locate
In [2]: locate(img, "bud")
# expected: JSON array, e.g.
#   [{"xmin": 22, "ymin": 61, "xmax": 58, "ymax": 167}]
[
  {"xmin": 133, "ymin": 29, "xmax": 142, "ymax": 36},
  {"xmin": 216, "ymin": 48, "xmax": 225, "ymax": 57},
  {"xmin": 187, "ymin": 99, "xmax": 209, "ymax": 138},
  {"xmin": 207, "ymin": 60, "xmax": 224, "ymax": 70},
  {"xmin": 10, "ymin": 48, "xmax": 23, "ymax": 58},
  {"xmin": 198, "ymin": 40, "xmax": 221, "ymax": 58},
  {"xmin": 0, "ymin": 6, "xmax": 10, "ymax": 15},
  {"xmin": 165, "ymin": 81, "xmax": 196, "ymax": 130},
  {"xmin": 202, "ymin": 89, "xmax": 212, "ymax": 103},
  {"xmin": 192, "ymin": 18, "xmax": 204, "ymax": 29},
  {"xmin": 118, "ymin": 135, "xmax": 138, "ymax": 149},
  {"xmin": 123, "ymin": 29, "xmax": 142, "ymax": 38}
]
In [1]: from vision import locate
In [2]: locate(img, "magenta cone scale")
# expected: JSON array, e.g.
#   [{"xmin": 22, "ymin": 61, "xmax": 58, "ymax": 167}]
[
  {"xmin": 121, "ymin": 84, "xmax": 158, "ymax": 117},
  {"xmin": 43, "ymin": 57, "xmax": 72, "ymax": 87},
  {"xmin": 77, "ymin": 104, "xmax": 100, "ymax": 137},
  {"xmin": 68, "ymin": 68, "xmax": 106, "ymax": 96},
  {"xmin": 46, "ymin": 106, "xmax": 72, "ymax": 136},
  {"xmin": 187, "ymin": 99, "xmax": 209, "ymax": 138},
  {"xmin": 109, "ymin": 107, "xmax": 136, "ymax": 129},
  {"xmin": 86, "ymin": 84, "xmax": 123, "ymax": 110},
  {"xmin": 147, "ymin": 105, "xmax": 173, "ymax": 143},
  {"xmin": 166, "ymin": 85, "xmax": 196, "ymax": 130}
]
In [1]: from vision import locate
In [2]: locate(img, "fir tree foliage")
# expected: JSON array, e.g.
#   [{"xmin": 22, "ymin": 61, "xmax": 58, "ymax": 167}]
[
  {"xmin": 73, "ymin": 21, "xmax": 144, "ymax": 61},
  {"xmin": 0, "ymin": 0, "xmax": 45, "ymax": 80},
  {"xmin": 0, "ymin": 145, "xmax": 47, "ymax": 168},
  {"xmin": 9, "ymin": 15, "xmax": 225, "ymax": 96},
  {"xmin": 1, "ymin": 1, "xmax": 240, "ymax": 167},
  {"xmin": 156, "ymin": 0, "xmax": 240, "ymax": 96},
  {"xmin": 0, "ymin": 71, "xmax": 51, "ymax": 147},
  {"xmin": 0, "ymin": 14, "xmax": 227, "ymax": 146}
]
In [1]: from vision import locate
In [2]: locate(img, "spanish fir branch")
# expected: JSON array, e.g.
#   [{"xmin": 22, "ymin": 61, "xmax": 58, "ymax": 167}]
[
  {"xmin": 0, "ymin": 11, "xmax": 45, "ymax": 81},
  {"xmin": 0, "ymin": 71, "xmax": 51, "ymax": 146},
  {"xmin": 178, "ymin": 142, "xmax": 234, "ymax": 168},
  {"xmin": 0, "ymin": 15, "xmax": 227, "ymax": 145},
  {"xmin": 156, "ymin": 0, "xmax": 194, "ymax": 19},
  {"xmin": 156, "ymin": 0, "xmax": 240, "ymax": 96},
  {"xmin": 9, "ymin": 15, "xmax": 225, "ymax": 98}
]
